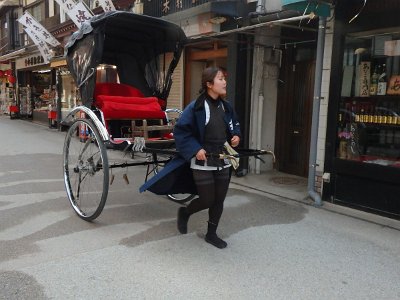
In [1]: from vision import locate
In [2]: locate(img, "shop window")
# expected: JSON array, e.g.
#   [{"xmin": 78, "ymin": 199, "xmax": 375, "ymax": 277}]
[
  {"xmin": 337, "ymin": 30, "xmax": 400, "ymax": 168},
  {"xmin": 31, "ymin": 70, "xmax": 53, "ymax": 111},
  {"xmin": 26, "ymin": 2, "xmax": 45, "ymax": 22},
  {"xmin": 61, "ymin": 71, "xmax": 78, "ymax": 109}
]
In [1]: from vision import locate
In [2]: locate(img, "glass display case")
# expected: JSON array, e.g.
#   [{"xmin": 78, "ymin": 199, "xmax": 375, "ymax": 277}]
[
  {"xmin": 337, "ymin": 32, "xmax": 400, "ymax": 169},
  {"xmin": 60, "ymin": 70, "xmax": 79, "ymax": 110}
]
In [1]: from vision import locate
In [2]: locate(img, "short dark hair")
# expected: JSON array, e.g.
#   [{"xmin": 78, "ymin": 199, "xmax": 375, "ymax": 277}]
[{"xmin": 199, "ymin": 66, "xmax": 223, "ymax": 94}]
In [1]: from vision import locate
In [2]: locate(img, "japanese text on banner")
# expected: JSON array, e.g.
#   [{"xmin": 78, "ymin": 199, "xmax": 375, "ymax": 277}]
[
  {"xmin": 98, "ymin": 0, "xmax": 116, "ymax": 12},
  {"xmin": 18, "ymin": 12, "xmax": 60, "ymax": 47},
  {"xmin": 24, "ymin": 27, "xmax": 52, "ymax": 63},
  {"xmin": 54, "ymin": 0, "xmax": 93, "ymax": 28}
]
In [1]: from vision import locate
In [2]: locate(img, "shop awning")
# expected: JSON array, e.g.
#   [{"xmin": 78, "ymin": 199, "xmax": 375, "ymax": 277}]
[
  {"xmin": 0, "ymin": 48, "xmax": 27, "ymax": 61},
  {"xmin": 50, "ymin": 58, "xmax": 67, "ymax": 68}
]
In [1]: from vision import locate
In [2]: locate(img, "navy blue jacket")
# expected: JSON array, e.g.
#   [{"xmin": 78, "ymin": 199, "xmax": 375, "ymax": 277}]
[{"xmin": 139, "ymin": 93, "xmax": 241, "ymax": 195}]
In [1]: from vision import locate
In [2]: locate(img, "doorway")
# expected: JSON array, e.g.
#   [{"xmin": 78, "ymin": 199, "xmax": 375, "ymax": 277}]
[
  {"xmin": 184, "ymin": 41, "xmax": 227, "ymax": 106},
  {"xmin": 275, "ymin": 47, "xmax": 316, "ymax": 177}
]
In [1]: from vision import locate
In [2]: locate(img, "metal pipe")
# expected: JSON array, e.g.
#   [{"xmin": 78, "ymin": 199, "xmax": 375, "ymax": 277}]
[
  {"xmin": 256, "ymin": 93, "xmax": 264, "ymax": 174},
  {"xmin": 189, "ymin": 14, "xmax": 313, "ymax": 41},
  {"xmin": 249, "ymin": 10, "xmax": 302, "ymax": 25},
  {"xmin": 307, "ymin": 16, "xmax": 326, "ymax": 207}
]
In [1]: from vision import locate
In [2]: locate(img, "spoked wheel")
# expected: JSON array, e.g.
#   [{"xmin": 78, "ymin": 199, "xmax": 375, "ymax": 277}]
[
  {"xmin": 63, "ymin": 118, "xmax": 109, "ymax": 221},
  {"xmin": 149, "ymin": 153, "xmax": 195, "ymax": 204}
]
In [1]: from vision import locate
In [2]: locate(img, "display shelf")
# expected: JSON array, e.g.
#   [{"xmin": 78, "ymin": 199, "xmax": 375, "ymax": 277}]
[{"xmin": 19, "ymin": 86, "xmax": 32, "ymax": 118}]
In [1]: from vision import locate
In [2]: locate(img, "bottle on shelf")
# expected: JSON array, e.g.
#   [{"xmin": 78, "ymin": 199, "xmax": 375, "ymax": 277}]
[
  {"xmin": 377, "ymin": 64, "xmax": 387, "ymax": 96},
  {"xmin": 381, "ymin": 102, "xmax": 388, "ymax": 124},
  {"xmin": 373, "ymin": 103, "xmax": 379, "ymax": 124},
  {"xmin": 351, "ymin": 101, "xmax": 357, "ymax": 123},
  {"xmin": 360, "ymin": 105, "xmax": 366, "ymax": 123},
  {"xmin": 367, "ymin": 103, "xmax": 374, "ymax": 123},
  {"xmin": 369, "ymin": 64, "xmax": 379, "ymax": 96}
]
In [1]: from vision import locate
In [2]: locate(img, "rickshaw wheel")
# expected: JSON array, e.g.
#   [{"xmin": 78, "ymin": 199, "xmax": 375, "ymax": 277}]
[{"xmin": 63, "ymin": 118, "xmax": 109, "ymax": 221}]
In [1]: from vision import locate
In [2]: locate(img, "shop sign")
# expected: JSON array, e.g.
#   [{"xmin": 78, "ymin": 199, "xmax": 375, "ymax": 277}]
[
  {"xmin": 387, "ymin": 75, "xmax": 400, "ymax": 95},
  {"xmin": 384, "ymin": 40, "xmax": 400, "ymax": 56},
  {"xmin": 24, "ymin": 55, "xmax": 45, "ymax": 67},
  {"xmin": 180, "ymin": 13, "xmax": 220, "ymax": 37},
  {"xmin": 358, "ymin": 61, "xmax": 370, "ymax": 97}
]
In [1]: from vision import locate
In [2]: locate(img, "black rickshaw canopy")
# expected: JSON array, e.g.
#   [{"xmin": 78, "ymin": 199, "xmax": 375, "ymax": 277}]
[{"xmin": 65, "ymin": 11, "xmax": 187, "ymax": 107}]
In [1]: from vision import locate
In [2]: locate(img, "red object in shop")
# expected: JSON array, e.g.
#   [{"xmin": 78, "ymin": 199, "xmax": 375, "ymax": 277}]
[
  {"xmin": 4, "ymin": 69, "xmax": 12, "ymax": 76},
  {"xmin": 0, "ymin": 70, "xmax": 4, "ymax": 77},
  {"xmin": 48, "ymin": 110, "xmax": 57, "ymax": 119},
  {"xmin": 9, "ymin": 105, "xmax": 19, "ymax": 113},
  {"xmin": 8, "ymin": 75, "xmax": 16, "ymax": 84}
]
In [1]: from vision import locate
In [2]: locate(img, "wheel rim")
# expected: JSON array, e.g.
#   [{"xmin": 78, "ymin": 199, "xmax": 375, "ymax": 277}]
[
  {"xmin": 151, "ymin": 154, "xmax": 194, "ymax": 203},
  {"xmin": 63, "ymin": 119, "xmax": 109, "ymax": 220}
]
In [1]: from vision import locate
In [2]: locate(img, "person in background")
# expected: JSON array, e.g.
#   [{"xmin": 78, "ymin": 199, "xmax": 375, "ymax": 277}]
[{"xmin": 174, "ymin": 66, "xmax": 241, "ymax": 249}]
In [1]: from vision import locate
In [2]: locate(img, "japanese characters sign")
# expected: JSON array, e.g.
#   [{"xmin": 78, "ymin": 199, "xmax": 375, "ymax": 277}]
[
  {"xmin": 387, "ymin": 75, "xmax": 400, "ymax": 95},
  {"xmin": 18, "ymin": 12, "xmax": 60, "ymax": 47},
  {"xmin": 54, "ymin": 0, "xmax": 76, "ymax": 12},
  {"xmin": 24, "ymin": 27, "xmax": 52, "ymax": 63},
  {"xmin": 54, "ymin": 0, "xmax": 93, "ymax": 28},
  {"xmin": 358, "ymin": 61, "xmax": 370, "ymax": 97}
]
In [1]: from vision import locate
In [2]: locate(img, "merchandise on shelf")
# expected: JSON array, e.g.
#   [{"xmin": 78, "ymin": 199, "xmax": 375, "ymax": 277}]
[{"xmin": 338, "ymin": 35, "xmax": 400, "ymax": 168}]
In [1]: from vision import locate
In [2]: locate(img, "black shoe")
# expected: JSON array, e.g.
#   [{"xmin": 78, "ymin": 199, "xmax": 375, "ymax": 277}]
[
  {"xmin": 205, "ymin": 233, "xmax": 227, "ymax": 249},
  {"xmin": 177, "ymin": 207, "xmax": 189, "ymax": 234}
]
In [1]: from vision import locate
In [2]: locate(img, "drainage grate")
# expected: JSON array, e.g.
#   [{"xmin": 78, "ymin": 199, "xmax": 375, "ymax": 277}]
[{"xmin": 270, "ymin": 176, "xmax": 300, "ymax": 185}]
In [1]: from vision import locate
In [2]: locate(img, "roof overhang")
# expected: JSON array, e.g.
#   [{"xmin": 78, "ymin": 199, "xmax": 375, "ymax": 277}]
[
  {"xmin": 0, "ymin": 0, "xmax": 19, "ymax": 8},
  {"xmin": 0, "ymin": 48, "xmax": 27, "ymax": 62}
]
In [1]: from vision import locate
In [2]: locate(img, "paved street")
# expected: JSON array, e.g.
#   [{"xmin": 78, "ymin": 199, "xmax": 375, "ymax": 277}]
[{"xmin": 0, "ymin": 115, "xmax": 399, "ymax": 300}]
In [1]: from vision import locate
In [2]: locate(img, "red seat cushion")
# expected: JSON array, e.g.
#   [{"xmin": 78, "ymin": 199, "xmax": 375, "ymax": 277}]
[
  {"xmin": 94, "ymin": 83, "xmax": 166, "ymax": 120},
  {"xmin": 99, "ymin": 100, "xmax": 165, "ymax": 120},
  {"xmin": 94, "ymin": 83, "xmax": 144, "ymax": 99},
  {"xmin": 96, "ymin": 95, "xmax": 158, "ymax": 107}
]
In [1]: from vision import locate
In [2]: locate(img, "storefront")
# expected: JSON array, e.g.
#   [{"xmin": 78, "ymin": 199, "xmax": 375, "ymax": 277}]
[
  {"xmin": 15, "ymin": 53, "xmax": 79, "ymax": 126},
  {"xmin": 16, "ymin": 52, "xmax": 54, "ymax": 122},
  {"xmin": 50, "ymin": 57, "xmax": 79, "ymax": 127},
  {"xmin": 324, "ymin": 0, "xmax": 400, "ymax": 219},
  {"xmin": 0, "ymin": 67, "xmax": 17, "ymax": 116}
]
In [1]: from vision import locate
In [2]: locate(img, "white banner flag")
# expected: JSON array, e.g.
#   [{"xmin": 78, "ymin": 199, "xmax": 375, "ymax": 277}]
[
  {"xmin": 24, "ymin": 27, "xmax": 52, "ymax": 63},
  {"xmin": 18, "ymin": 12, "xmax": 60, "ymax": 47},
  {"xmin": 54, "ymin": 0, "xmax": 93, "ymax": 28},
  {"xmin": 98, "ymin": 0, "xmax": 116, "ymax": 12},
  {"xmin": 54, "ymin": 0, "xmax": 77, "ymax": 11},
  {"xmin": 68, "ymin": 2, "xmax": 93, "ymax": 28}
]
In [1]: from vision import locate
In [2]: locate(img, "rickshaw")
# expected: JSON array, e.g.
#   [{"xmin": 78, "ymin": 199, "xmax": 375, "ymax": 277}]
[{"xmin": 62, "ymin": 11, "xmax": 274, "ymax": 221}]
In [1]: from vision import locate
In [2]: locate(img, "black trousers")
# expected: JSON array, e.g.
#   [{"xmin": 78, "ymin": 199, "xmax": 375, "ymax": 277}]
[{"xmin": 186, "ymin": 167, "xmax": 231, "ymax": 225}]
